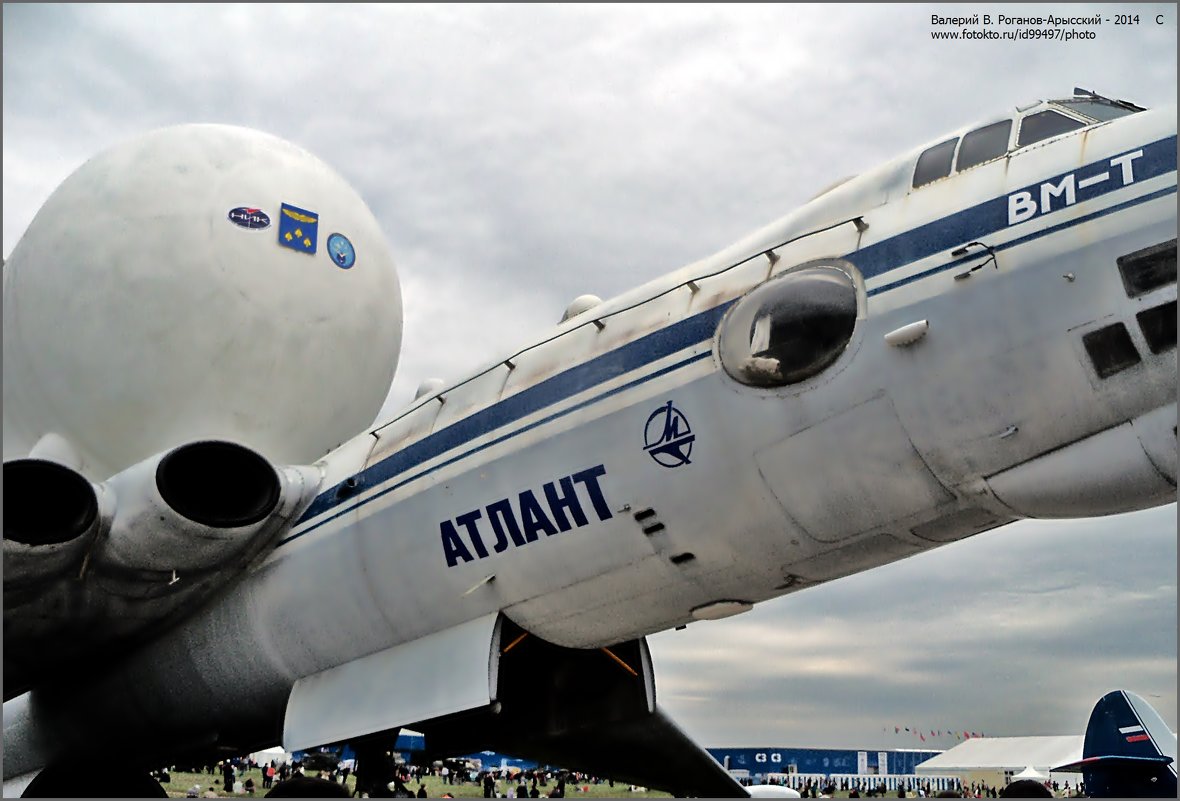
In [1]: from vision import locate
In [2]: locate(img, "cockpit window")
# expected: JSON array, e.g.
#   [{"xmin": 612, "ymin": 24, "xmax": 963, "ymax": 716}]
[
  {"xmin": 912, "ymin": 138, "xmax": 958, "ymax": 188},
  {"xmin": 1017, "ymin": 110, "xmax": 1086, "ymax": 148},
  {"xmin": 1054, "ymin": 98, "xmax": 1141, "ymax": 122},
  {"xmin": 956, "ymin": 120, "xmax": 1012, "ymax": 171}
]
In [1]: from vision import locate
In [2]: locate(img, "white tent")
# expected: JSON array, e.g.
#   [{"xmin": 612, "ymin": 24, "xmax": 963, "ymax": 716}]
[
  {"xmin": 1012, "ymin": 766, "xmax": 1049, "ymax": 781},
  {"xmin": 915, "ymin": 736, "xmax": 1082, "ymax": 776},
  {"xmin": 250, "ymin": 746, "xmax": 293, "ymax": 766}
]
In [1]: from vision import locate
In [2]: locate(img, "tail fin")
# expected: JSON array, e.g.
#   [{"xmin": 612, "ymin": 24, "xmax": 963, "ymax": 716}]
[{"xmin": 1054, "ymin": 690, "xmax": 1176, "ymax": 798}]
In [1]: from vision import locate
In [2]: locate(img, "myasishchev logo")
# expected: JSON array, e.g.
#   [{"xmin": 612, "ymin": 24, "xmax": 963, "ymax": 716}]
[{"xmin": 644, "ymin": 400, "xmax": 694, "ymax": 468}]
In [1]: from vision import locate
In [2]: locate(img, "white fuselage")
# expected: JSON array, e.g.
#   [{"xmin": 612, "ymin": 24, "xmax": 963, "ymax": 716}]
[{"xmin": 4, "ymin": 103, "xmax": 1175, "ymax": 777}]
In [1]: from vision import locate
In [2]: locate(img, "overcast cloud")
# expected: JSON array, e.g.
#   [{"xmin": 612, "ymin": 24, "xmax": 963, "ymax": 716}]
[{"xmin": 3, "ymin": 3, "xmax": 1176, "ymax": 752}]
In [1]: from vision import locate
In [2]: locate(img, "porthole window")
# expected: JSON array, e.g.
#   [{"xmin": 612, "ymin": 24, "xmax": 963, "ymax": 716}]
[{"xmin": 719, "ymin": 263, "xmax": 858, "ymax": 388}]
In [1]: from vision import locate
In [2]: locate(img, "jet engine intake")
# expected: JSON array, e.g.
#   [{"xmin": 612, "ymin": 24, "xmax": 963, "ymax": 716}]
[
  {"xmin": 2, "ymin": 459, "xmax": 112, "ymax": 588},
  {"xmin": 156, "ymin": 440, "xmax": 281, "ymax": 528},
  {"xmin": 100, "ymin": 440, "xmax": 320, "ymax": 575},
  {"xmin": 4, "ymin": 441, "xmax": 321, "ymax": 699}
]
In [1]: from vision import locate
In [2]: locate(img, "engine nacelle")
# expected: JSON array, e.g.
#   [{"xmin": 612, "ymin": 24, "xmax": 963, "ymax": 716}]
[
  {"xmin": 3, "ymin": 124, "xmax": 403, "ymax": 480},
  {"xmin": 99, "ymin": 440, "xmax": 321, "ymax": 577},
  {"xmin": 3, "ymin": 440, "xmax": 322, "ymax": 700},
  {"xmin": 2, "ymin": 459, "xmax": 113, "ymax": 590}
]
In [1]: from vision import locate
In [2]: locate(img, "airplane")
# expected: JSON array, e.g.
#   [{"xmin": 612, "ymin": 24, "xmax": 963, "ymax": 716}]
[
  {"xmin": 1053, "ymin": 689, "xmax": 1177, "ymax": 798},
  {"xmin": 743, "ymin": 785, "xmax": 801, "ymax": 799},
  {"xmin": 2, "ymin": 86, "xmax": 1175, "ymax": 797}
]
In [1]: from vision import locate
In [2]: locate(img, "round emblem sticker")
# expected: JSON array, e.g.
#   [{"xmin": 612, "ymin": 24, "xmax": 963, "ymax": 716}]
[
  {"xmin": 326, "ymin": 233, "xmax": 356, "ymax": 269},
  {"xmin": 227, "ymin": 207, "xmax": 271, "ymax": 230}
]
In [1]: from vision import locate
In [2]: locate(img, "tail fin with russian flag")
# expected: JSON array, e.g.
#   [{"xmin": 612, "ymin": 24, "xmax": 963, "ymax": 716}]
[{"xmin": 1054, "ymin": 690, "xmax": 1177, "ymax": 798}]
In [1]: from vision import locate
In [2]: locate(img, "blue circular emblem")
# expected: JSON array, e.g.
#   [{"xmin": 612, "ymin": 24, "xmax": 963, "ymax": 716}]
[
  {"xmin": 227, "ymin": 207, "xmax": 271, "ymax": 230},
  {"xmin": 643, "ymin": 400, "xmax": 695, "ymax": 468},
  {"xmin": 326, "ymin": 233, "xmax": 356, "ymax": 269}
]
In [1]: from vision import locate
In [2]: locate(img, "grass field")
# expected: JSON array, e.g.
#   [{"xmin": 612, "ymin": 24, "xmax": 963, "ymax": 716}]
[
  {"xmin": 160, "ymin": 769, "xmax": 1070, "ymax": 799},
  {"xmin": 160, "ymin": 769, "xmax": 672, "ymax": 798}
]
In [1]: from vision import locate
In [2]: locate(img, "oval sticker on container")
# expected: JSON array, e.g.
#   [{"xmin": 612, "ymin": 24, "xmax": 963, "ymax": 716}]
[
  {"xmin": 227, "ymin": 207, "xmax": 272, "ymax": 230},
  {"xmin": 326, "ymin": 233, "xmax": 356, "ymax": 269}
]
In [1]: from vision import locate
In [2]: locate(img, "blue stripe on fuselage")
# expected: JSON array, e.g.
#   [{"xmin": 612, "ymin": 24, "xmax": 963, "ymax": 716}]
[
  {"xmin": 286, "ymin": 135, "xmax": 1177, "ymax": 541},
  {"xmin": 867, "ymin": 184, "xmax": 1178, "ymax": 296},
  {"xmin": 854, "ymin": 136, "xmax": 1176, "ymax": 279},
  {"xmin": 283, "ymin": 350, "xmax": 716, "ymax": 545},
  {"xmin": 295, "ymin": 305, "xmax": 730, "ymax": 526}
]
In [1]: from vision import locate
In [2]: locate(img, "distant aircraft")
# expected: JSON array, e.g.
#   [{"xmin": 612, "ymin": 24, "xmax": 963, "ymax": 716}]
[
  {"xmin": 3, "ymin": 88, "xmax": 1175, "ymax": 797},
  {"xmin": 1054, "ymin": 690, "xmax": 1177, "ymax": 798},
  {"xmin": 746, "ymin": 785, "xmax": 803, "ymax": 798}
]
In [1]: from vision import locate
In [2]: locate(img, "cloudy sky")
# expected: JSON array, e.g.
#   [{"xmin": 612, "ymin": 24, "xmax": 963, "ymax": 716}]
[{"xmin": 3, "ymin": 3, "xmax": 1175, "ymax": 754}]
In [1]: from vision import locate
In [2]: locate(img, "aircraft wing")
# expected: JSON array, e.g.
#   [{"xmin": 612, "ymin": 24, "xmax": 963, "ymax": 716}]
[
  {"xmin": 418, "ymin": 703, "xmax": 747, "ymax": 797},
  {"xmin": 283, "ymin": 615, "xmax": 748, "ymax": 797}
]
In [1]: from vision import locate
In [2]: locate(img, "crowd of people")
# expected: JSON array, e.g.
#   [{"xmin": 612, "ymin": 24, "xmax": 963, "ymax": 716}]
[
  {"xmin": 173, "ymin": 756, "xmax": 633, "ymax": 799},
  {"xmin": 739, "ymin": 774, "xmax": 1076, "ymax": 799},
  {"xmin": 167, "ymin": 754, "xmax": 1083, "ymax": 798},
  {"xmin": 181, "ymin": 756, "xmax": 286, "ymax": 798}
]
